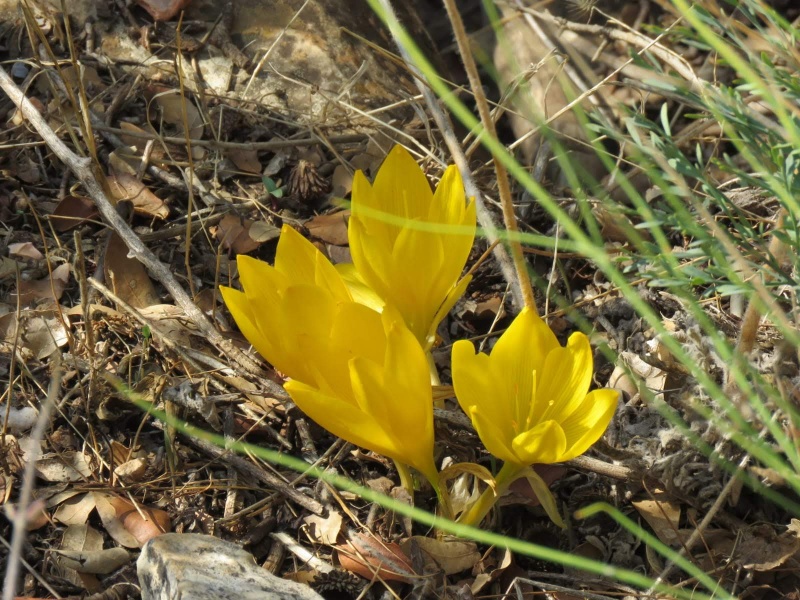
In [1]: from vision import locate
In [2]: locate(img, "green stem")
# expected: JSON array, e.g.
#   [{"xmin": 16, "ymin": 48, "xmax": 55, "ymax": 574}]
[
  {"xmin": 457, "ymin": 461, "xmax": 522, "ymax": 527},
  {"xmin": 395, "ymin": 460, "xmax": 415, "ymax": 496}
]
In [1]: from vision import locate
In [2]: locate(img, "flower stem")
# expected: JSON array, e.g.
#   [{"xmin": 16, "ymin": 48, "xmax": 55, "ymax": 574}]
[
  {"xmin": 394, "ymin": 459, "xmax": 415, "ymax": 496},
  {"xmin": 428, "ymin": 352, "xmax": 445, "ymax": 409},
  {"xmin": 457, "ymin": 461, "xmax": 522, "ymax": 527},
  {"xmin": 442, "ymin": 0, "xmax": 535, "ymax": 312}
]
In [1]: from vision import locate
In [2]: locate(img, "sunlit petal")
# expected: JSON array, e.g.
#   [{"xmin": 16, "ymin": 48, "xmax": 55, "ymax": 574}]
[{"xmin": 511, "ymin": 420, "xmax": 567, "ymax": 465}]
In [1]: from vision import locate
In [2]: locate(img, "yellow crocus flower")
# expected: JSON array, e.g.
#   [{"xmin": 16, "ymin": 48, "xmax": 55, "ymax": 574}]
[
  {"xmin": 451, "ymin": 307, "xmax": 619, "ymax": 526},
  {"xmin": 220, "ymin": 225, "xmax": 439, "ymax": 488},
  {"xmin": 346, "ymin": 145, "xmax": 477, "ymax": 350}
]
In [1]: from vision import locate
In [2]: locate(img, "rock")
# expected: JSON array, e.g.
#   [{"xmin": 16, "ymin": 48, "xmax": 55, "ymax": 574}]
[{"xmin": 137, "ymin": 533, "xmax": 323, "ymax": 600}]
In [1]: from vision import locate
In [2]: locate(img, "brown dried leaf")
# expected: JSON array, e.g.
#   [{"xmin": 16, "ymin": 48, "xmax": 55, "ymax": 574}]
[
  {"xmin": 337, "ymin": 533, "xmax": 416, "ymax": 583},
  {"xmin": 305, "ymin": 210, "xmax": 350, "ymax": 246},
  {"xmin": 50, "ymin": 195, "xmax": 98, "ymax": 232},
  {"xmin": 107, "ymin": 173, "xmax": 169, "ymax": 220},
  {"xmin": 303, "ymin": 511, "xmax": 343, "ymax": 545},
  {"xmin": 138, "ymin": 304, "xmax": 198, "ymax": 346},
  {"xmin": 55, "ymin": 547, "xmax": 132, "ymax": 575},
  {"xmin": 150, "ymin": 88, "xmax": 205, "ymax": 141},
  {"xmin": 632, "ymin": 494, "xmax": 682, "ymax": 546},
  {"xmin": 9, "ymin": 242, "xmax": 43, "ymax": 260},
  {"xmin": 214, "ymin": 215, "xmax": 278, "ymax": 254},
  {"xmin": 401, "ymin": 536, "xmax": 480, "ymax": 576},
  {"xmin": 104, "ymin": 233, "xmax": 160, "ymax": 309},
  {"xmin": 58, "ymin": 524, "xmax": 103, "ymax": 592},
  {"xmin": 94, "ymin": 493, "xmax": 170, "ymax": 548},
  {"xmin": 53, "ymin": 492, "xmax": 98, "ymax": 526},
  {"xmin": 35, "ymin": 451, "xmax": 92, "ymax": 483},
  {"xmin": 228, "ymin": 147, "xmax": 262, "ymax": 174},
  {"xmin": 12, "ymin": 263, "xmax": 70, "ymax": 307}
]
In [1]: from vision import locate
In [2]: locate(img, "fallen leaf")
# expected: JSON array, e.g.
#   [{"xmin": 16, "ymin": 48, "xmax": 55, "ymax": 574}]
[
  {"xmin": 633, "ymin": 493, "xmax": 682, "ymax": 546},
  {"xmin": 50, "ymin": 195, "xmax": 99, "ymax": 232},
  {"xmin": 53, "ymin": 492, "xmax": 98, "ymax": 526},
  {"xmin": 228, "ymin": 148, "xmax": 262, "ymax": 174},
  {"xmin": 9, "ymin": 242, "xmax": 43, "ymax": 260},
  {"xmin": 0, "ymin": 257, "xmax": 20, "ymax": 280},
  {"xmin": 107, "ymin": 173, "xmax": 169, "ymax": 220},
  {"xmin": 305, "ymin": 210, "xmax": 350, "ymax": 246},
  {"xmin": 35, "ymin": 451, "xmax": 92, "ymax": 483},
  {"xmin": 214, "ymin": 214, "xmax": 279, "ymax": 254},
  {"xmin": 139, "ymin": 304, "xmax": 198, "ymax": 346},
  {"xmin": 337, "ymin": 532, "xmax": 415, "ymax": 583},
  {"xmin": 401, "ymin": 536, "xmax": 481, "ymax": 576},
  {"xmin": 149, "ymin": 88, "xmax": 204, "ymax": 146},
  {"xmin": 11, "ymin": 263, "xmax": 70, "ymax": 307},
  {"xmin": 303, "ymin": 511, "xmax": 343, "ymax": 545},
  {"xmin": 94, "ymin": 492, "xmax": 170, "ymax": 548},
  {"xmin": 55, "ymin": 547, "xmax": 132, "ymax": 574},
  {"xmin": 104, "ymin": 233, "xmax": 160, "ymax": 309},
  {"xmin": 0, "ymin": 404, "xmax": 38, "ymax": 434},
  {"xmin": 57, "ymin": 524, "xmax": 103, "ymax": 592}
]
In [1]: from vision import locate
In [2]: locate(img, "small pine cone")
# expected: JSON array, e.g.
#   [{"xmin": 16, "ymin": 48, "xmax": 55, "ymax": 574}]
[{"xmin": 287, "ymin": 159, "xmax": 331, "ymax": 203}]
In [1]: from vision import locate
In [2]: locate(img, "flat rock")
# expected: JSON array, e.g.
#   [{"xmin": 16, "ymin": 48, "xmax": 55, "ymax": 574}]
[{"xmin": 137, "ymin": 533, "xmax": 323, "ymax": 600}]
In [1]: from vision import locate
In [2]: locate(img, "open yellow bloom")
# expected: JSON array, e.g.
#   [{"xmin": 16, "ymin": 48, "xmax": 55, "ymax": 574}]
[
  {"xmin": 345, "ymin": 145, "xmax": 476, "ymax": 349},
  {"xmin": 452, "ymin": 307, "xmax": 618, "ymax": 526},
  {"xmin": 452, "ymin": 307, "xmax": 618, "ymax": 466},
  {"xmin": 220, "ymin": 225, "xmax": 438, "ymax": 485}
]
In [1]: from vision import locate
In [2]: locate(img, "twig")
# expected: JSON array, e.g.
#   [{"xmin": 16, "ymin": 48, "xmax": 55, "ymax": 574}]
[
  {"xmin": 2, "ymin": 358, "xmax": 62, "ymax": 600},
  {"xmin": 187, "ymin": 435, "xmax": 325, "ymax": 516},
  {"xmin": 371, "ymin": 0, "xmax": 525, "ymax": 309},
  {"xmin": 443, "ymin": 0, "xmax": 535, "ymax": 312},
  {"xmin": 0, "ymin": 65, "xmax": 270, "ymax": 383}
]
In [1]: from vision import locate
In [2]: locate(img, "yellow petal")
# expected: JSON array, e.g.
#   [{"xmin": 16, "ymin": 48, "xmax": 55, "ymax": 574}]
[
  {"xmin": 511, "ymin": 420, "xmax": 567, "ymax": 464},
  {"xmin": 370, "ymin": 145, "xmax": 433, "ymax": 225},
  {"xmin": 274, "ymin": 224, "xmax": 350, "ymax": 300},
  {"xmin": 285, "ymin": 379, "xmax": 395, "ymax": 457},
  {"xmin": 219, "ymin": 286, "xmax": 277, "ymax": 364},
  {"xmin": 468, "ymin": 407, "xmax": 520, "ymax": 464},
  {"xmin": 336, "ymin": 263, "xmax": 385, "ymax": 312},
  {"xmin": 430, "ymin": 164, "xmax": 466, "ymax": 223},
  {"xmin": 558, "ymin": 388, "xmax": 619, "ymax": 461},
  {"xmin": 535, "ymin": 332, "xmax": 593, "ymax": 424}
]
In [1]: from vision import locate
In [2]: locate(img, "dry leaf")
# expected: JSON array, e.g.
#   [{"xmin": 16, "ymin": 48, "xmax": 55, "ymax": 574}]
[
  {"xmin": 55, "ymin": 547, "xmax": 132, "ymax": 574},
  {"xmin": 303, "ymin": 511, "xmax": 343, "ymax": 545},
  {"xmin": 35, "ymin": 451, "xmax": 92, "ymax": 483},
  {"xmin": 632, "ymin": 494, "xmax": 682, "ymax": 546},
  {"xmin": 401, "ymin": 536, "xmax": 481, "ymax": 576},
  {"xmin": 12, "ymin": 263, "xmax": 70, "ymax": 307},
  {"xmin": 94, "ymin": 492, "xmax": 170, "ymax": 548},
  {"xmin": 214, "ymin": 214, "xmax": 279, "ymax": 254},
  {"xmin": 9, "ymin": 242, "xmax": 43, "ymax": 260},
  {"xmin": 337, "ymin": 533, "xmax": 415, "ymax": 583},
  {"xmin": 0, "ymin": 404, "xmax": 37, "ymax": 434},
  {"xmin": 228, "ymin": 148, "xmax": 262, "ymax": 174},
  {"xmin": 139, "ymin": 304, "xmax": 198, "ymax": 346},
  {"xmin": 53, "ymin": 492, "xmax": 98, "ymax": 526},
  {"xmin": 58, "ymin": 525, "xmax": 104, "ymax": 592},
  {"xmin": 107, "ymin": 173, "xmax": 169, "ymax": 220},
  {"xmin": 305, "ymin": 210, "xmax": 350, "ymax": 246},
  {"xmin": 50, "ymin": 195, "xmax": 99, "ymax": 232},
  {"xmin": 0, "ymin": 257, "xmax": 19, "ymax": 280},
  {"xmin": 104, "ymin": 233, "xmax": 160, "ymax": 309},
  {"xmin": 149, "ymin": 88, "xmax": 205, "ymax": 145}
]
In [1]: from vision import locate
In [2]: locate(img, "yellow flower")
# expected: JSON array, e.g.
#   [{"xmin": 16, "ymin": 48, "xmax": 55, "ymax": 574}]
[
  {"xmin": 220, "ymin": 225, "xmax": 438, "ymax": 485},
  {"xmin": 452, "ymin": 307, "xmax": 618, "ymax": 526},
  {"xmin": 452, "ymin": 307, "xmax": 618, "ymax": 467},
  {"xmin": 346, "ymin": 145, "xmax": 476, "ymax": 349},
  {"xmin": 220, "ymin": 224, "xmax": 352, "ymax": 384}
]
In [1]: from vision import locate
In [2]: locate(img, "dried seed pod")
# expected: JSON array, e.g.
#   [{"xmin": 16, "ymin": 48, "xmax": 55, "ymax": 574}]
[{"xmin": 287, "ymin": 159, "xmax": 331, "ymax": 203}]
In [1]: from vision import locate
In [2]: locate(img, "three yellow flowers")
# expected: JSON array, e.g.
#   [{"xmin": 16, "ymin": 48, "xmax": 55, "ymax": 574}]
[{"xmin": 221, "ymin": 145, "xmax": 618, "ymax": 525}]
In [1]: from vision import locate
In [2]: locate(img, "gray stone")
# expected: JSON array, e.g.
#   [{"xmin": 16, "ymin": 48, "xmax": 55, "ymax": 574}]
[{"xmin": 137, "ymin": 533, "xmax": 323, "ymax": 600}]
